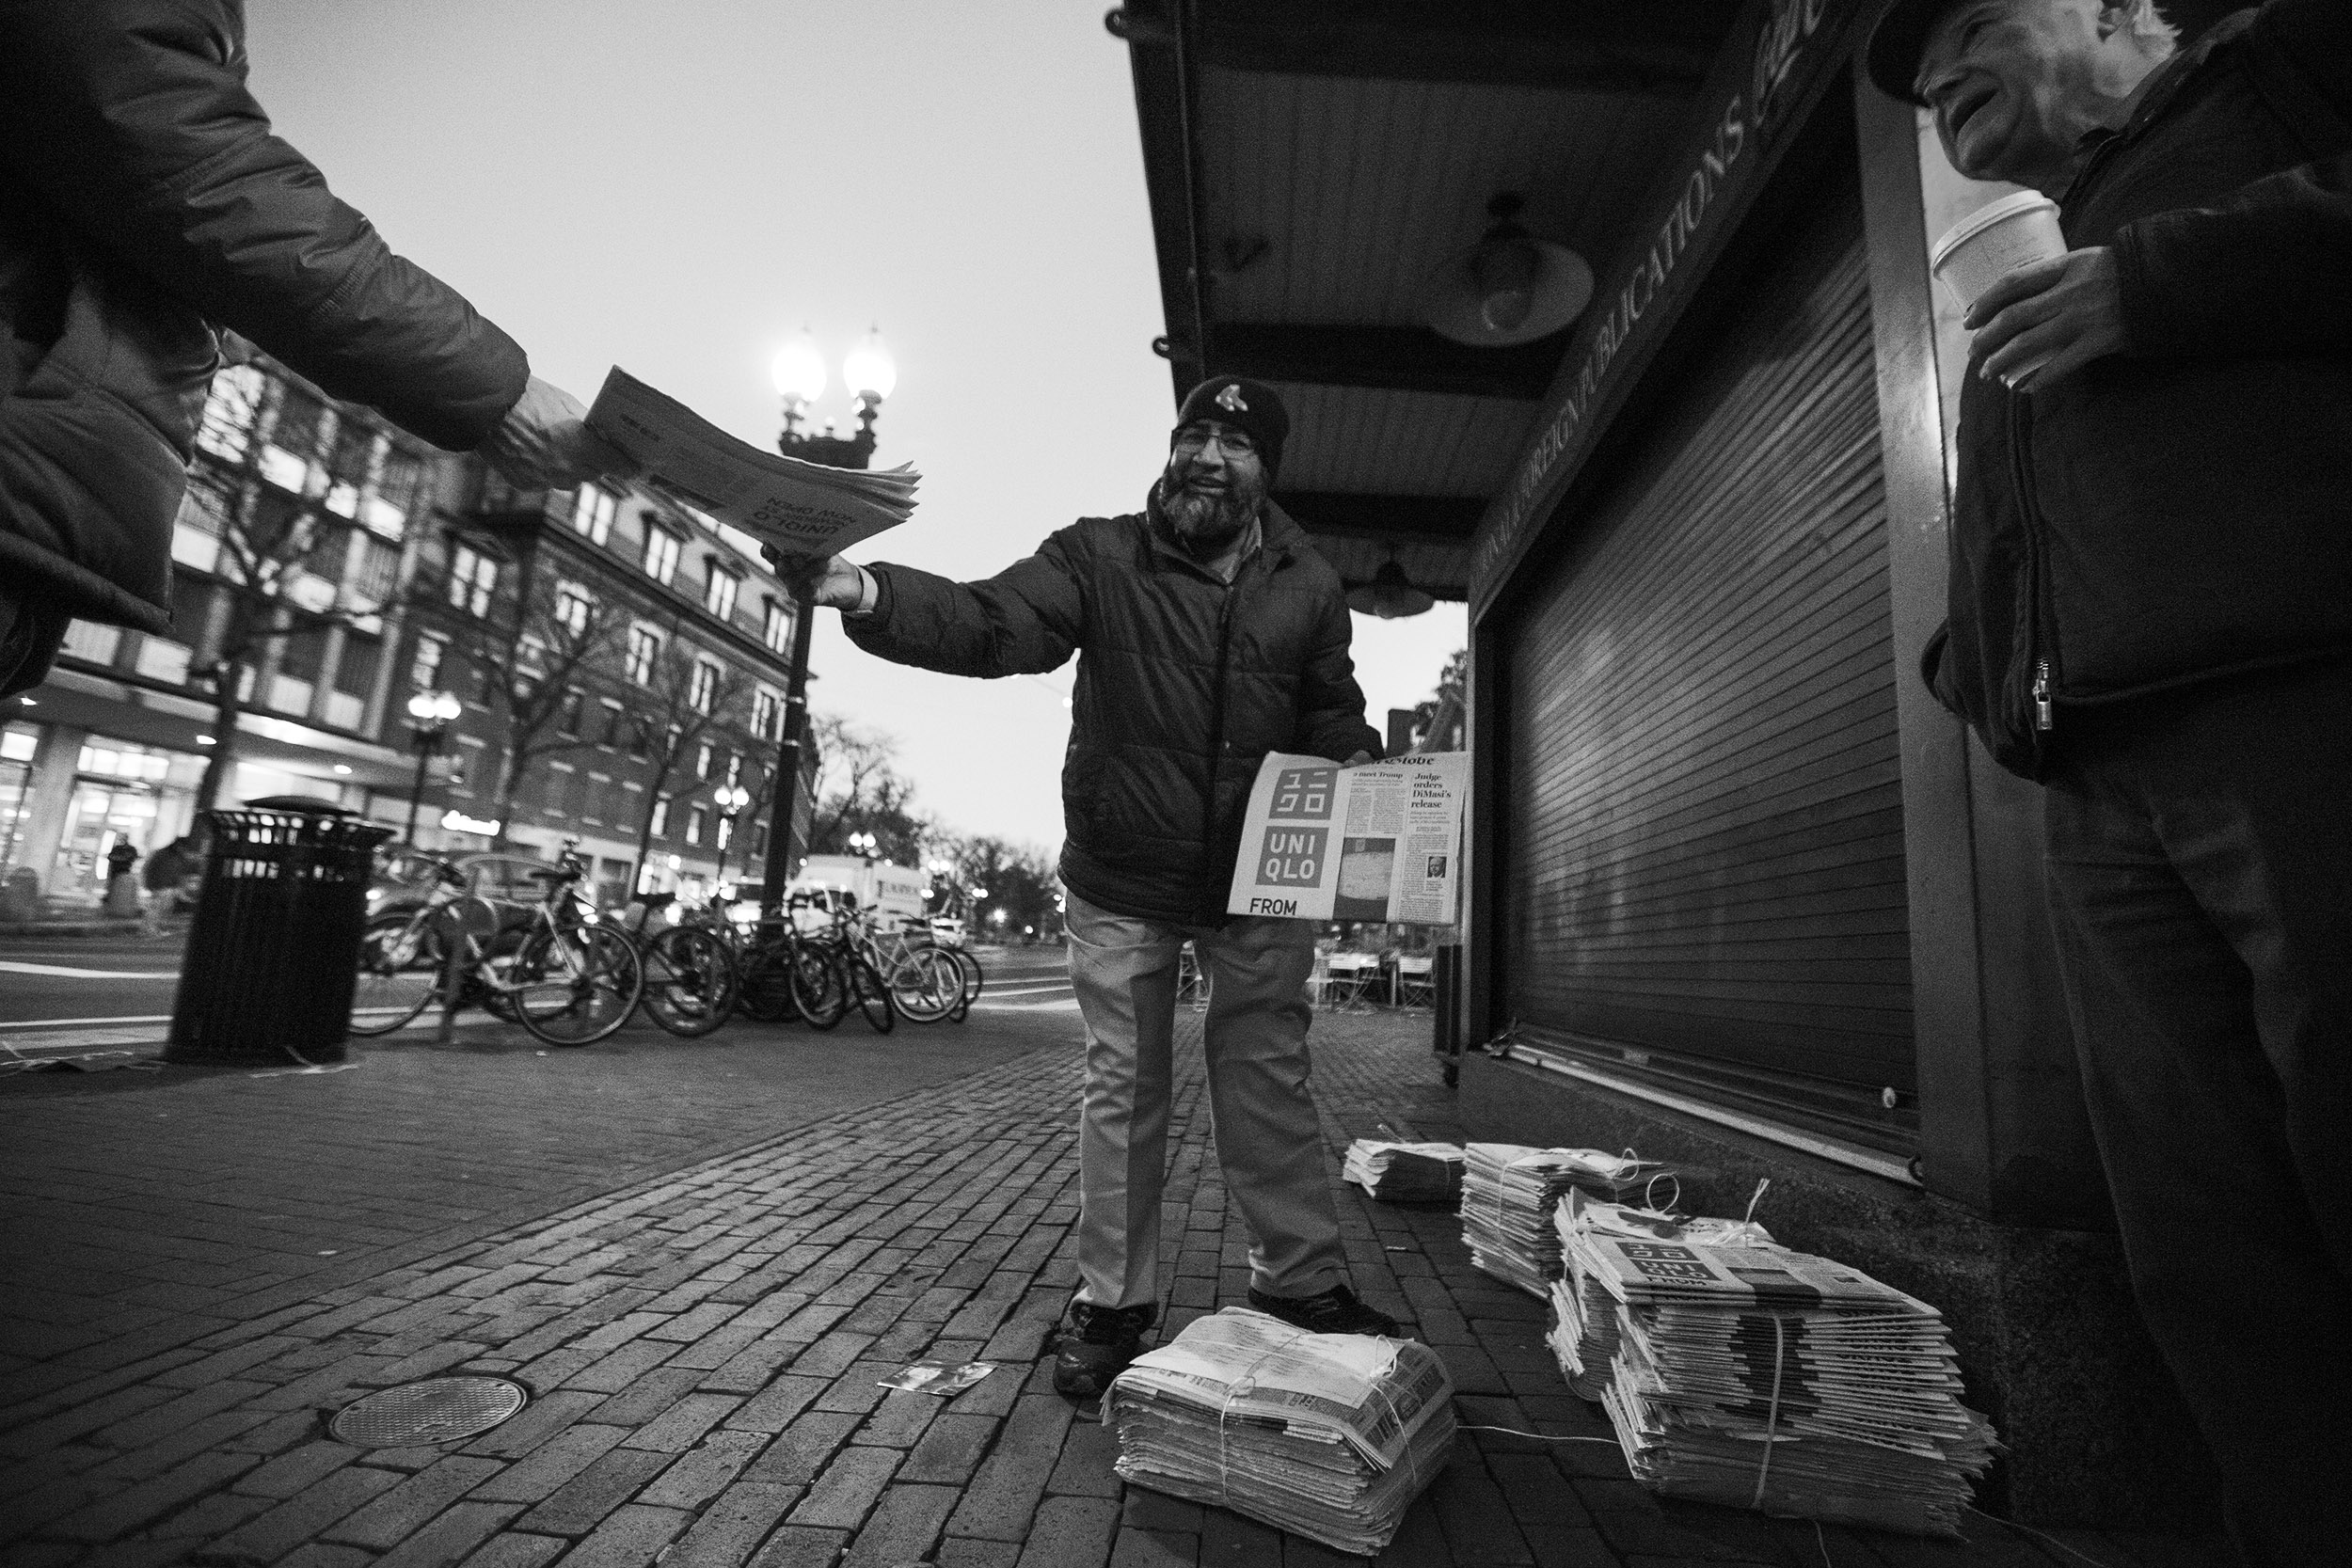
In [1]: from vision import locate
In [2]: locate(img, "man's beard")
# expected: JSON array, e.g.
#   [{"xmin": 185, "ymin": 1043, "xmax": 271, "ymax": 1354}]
[{"xmin": 1162, "ymin": 465, "xmax": 1263, "ymax": 559}]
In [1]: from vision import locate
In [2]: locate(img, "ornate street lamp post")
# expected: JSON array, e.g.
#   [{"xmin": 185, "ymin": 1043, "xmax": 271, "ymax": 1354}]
[
  {"xmin": 404, "ymin": 689, "xmax": 462, "ymax": 842},
  {"xmin": 709, "ymin": 783, "xmax": 752, "ymax": 895},
  {"xmin": 758, "ymin": 326, "xmax": 898, "ymax": 919}
]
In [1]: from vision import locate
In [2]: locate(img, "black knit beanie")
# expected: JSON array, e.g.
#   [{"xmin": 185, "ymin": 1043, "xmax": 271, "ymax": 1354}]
[{"xmin": 1173, "ymin": 376, "xmax": 1287, "ymax": 483}]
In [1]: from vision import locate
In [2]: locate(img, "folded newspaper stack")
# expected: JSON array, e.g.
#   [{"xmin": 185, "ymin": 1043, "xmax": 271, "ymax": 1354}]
[
  {"xmin": 1343, "ymin": 1139, "xmax": 1466, "ymax": 1202},
  {"xmin": 1459, "ymin": 1144, "xmax": 1676, "ymax": 1296},
  {"xmin": 1105, "ymin": 1307, "xmax": 1454, "ymax": 1555},
  {"xmin": 1546, "ymin": 1191, "xmax": 1777, "ymax": 1401},
  {"xmin": 1568, "ymin": 1225, "xmax": 1997, "ymax": 1536},
  {"xmin": 587, "ymin": 369, "xmax": 920, "ymax": 554}
]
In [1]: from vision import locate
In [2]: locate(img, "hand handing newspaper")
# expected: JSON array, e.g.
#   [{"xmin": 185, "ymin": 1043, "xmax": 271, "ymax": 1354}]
[
  {"xmin": 1227, "ymin": 752, "xmax": 1469, "ymax": 924},
  {"xmin": 584, "ymin": 369, "xmax": 918, "ymax": 554}
]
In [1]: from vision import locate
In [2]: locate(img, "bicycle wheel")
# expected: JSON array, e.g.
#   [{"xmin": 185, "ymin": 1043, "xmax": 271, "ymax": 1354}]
[
  {"xmin": 889, "ymin": 947, "xmax": 961, "ymax": 1023},
  {"xmin": 641, "ymin": 927, "xmax": 738, "ymax": 1037},
  {"xmin": 350, "ymin": 911, "xmax": 443, "ymax": 1037},
  {"xmin": 508, "ymin": 926, "xmax": 642, "ymax": 1046},
  {"xmin": 735, "ymin": 935, "xmax": 799, "ymax": 1022},
  {"xmin": 792, "ymin": 941, "xmax": 850, "ymax": 1030},
  {"xmin": 845, "ymin": 950, "xmax": 896, "ymax": 1033},
  {"xmin": 951, "ymin": 947, "xmax": 984, "ymax": 1021}
]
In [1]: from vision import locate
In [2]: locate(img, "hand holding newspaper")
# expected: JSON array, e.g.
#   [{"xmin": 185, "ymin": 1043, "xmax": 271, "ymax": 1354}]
[
  {"xmin": 583, "ymin": 369, "xmax": 918, "ymax": 555},
  {"xmin": 1227, "ymin": 752, "xmax": 1469, "ymax": 924}
]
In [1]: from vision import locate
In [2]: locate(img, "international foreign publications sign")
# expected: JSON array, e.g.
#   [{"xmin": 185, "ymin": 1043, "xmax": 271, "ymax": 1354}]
[
  {"xmin": 1469, "ymin": 0, "xmax": 1859, "ymax": 615},
  {"xmin": 1228, "ymin": 753, "xmax": 1470, "ymax": 925}
]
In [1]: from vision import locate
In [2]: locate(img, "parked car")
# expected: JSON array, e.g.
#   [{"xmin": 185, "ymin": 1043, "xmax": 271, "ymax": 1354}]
[
  {"xmin": 366, "ymin": 845, "xmax": 447, "ymax": 917},
  {"xmin": 367, "ymin": 847, "xmax": 576, "ymax": 935}
]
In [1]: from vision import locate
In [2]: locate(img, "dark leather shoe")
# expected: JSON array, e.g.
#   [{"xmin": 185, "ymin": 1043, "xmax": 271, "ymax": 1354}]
[
  {"xmin": 1247, "ymin": 1284, "xmax": 1401, "ymax": 1338},
  {"xmin": 1051, "ymin": 1301, "xmax": 1157, "ymax": 1398}
]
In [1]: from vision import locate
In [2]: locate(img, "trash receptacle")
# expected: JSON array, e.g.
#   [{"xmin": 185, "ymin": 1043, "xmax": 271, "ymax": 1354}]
[{"xmin": 166, "ymin": 796, "xmax": 393, "ymax": 1066}]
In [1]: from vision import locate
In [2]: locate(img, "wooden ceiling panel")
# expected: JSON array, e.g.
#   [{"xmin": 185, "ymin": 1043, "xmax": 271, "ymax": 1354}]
[
  {"xmin": 1305, "ymin": 531, "xmax": 1470, "ymax": 604},
  {"xmin": 1197, "ymin": 71, "xmax": 1692, "ymax": 327},
  {"xmin": 1271, "ymin": 383, "xmax": 1541, "ymax": 498}
]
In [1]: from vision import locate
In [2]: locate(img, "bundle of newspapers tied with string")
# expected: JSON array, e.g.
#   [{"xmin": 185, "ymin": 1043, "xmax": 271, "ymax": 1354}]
[
  {"xmin": 1459, "ymin": 1144, "xmax": 1677, "ymax": 1296},
  {"xmin": 1547, "ymin": 1188, "xmax": 1779, "ymax": 1402},
  {"xmin": 1104, "ymin": 1307, "xmax": 1454, "ymax": 1555},
  {"xmin": 1558, "ymin": 1190, "xmax": 1998, "ymax": 1537},
  {"xmin": 1343, "ymin": 1138, "xmax": 1466, "ymax": 1202}
]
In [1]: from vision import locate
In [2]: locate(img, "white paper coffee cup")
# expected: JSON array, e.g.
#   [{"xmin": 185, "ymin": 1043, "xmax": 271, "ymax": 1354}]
[{"xmin": 1931, "ymin": 192, "xmax": 2067, "ymax": 313}]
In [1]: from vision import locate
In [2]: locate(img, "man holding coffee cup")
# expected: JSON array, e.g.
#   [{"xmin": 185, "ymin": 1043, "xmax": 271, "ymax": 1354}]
[{"xmin": 1867, "ymin": 3, "xmax": 2351, "ymax": 1563}]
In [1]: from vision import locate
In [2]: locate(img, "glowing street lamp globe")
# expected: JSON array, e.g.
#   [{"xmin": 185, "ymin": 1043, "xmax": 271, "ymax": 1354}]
[
  {"xmin": 845, "ymin": 326, "xmax": 897, "ymax": 404},
  {"xmin": 771, "ymin": 327, "xmax": 827, "ymax": 409},
  {"xmin": 407, "ymin": 689, "xmax": 461, "ymax": 727}
]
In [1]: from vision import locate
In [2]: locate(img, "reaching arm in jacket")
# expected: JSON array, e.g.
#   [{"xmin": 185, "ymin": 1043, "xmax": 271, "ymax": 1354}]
[
  {"xmin": 838, "ymin": 531, "xmax": 1089, "ymax": 680},
  {"xmin": 2113, "ymin": 0, "xmax": 2352, "ymax": 359},
  {"xmin": 0, "ymin": 0, "xmax": 526, "ymax": 451}
]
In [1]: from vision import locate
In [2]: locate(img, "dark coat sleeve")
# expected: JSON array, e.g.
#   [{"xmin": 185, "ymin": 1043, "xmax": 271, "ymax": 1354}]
[
  {"xmin": 842, "ymin": 527, "xmax": 1089, "ymax": 678},
  {"xmin": 1289, "ymin": 590, "xmax": 1383, "ymax": 761},
  {"xmin": 2112, "ymin": 0, "xmax": 2352, "ymax": 358},
  {"xmin": 0, "ymin": 0, "xmax": 529, "ymax": 451}
]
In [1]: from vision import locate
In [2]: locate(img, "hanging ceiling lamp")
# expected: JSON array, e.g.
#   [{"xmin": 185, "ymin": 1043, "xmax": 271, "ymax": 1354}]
[
  {"xmin": 1421, "ymin": 193, "xmax": 1593, "ymax": 347},
  {"xmin": 1346, "ymin": 558, "xmax": 1436, "ymax": 620}
]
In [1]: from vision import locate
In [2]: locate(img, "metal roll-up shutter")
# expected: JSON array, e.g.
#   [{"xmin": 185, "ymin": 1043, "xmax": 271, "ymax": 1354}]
[{"xmin": 1500, "ymin": 162, "xmax": 1915, "ymax": 1154}]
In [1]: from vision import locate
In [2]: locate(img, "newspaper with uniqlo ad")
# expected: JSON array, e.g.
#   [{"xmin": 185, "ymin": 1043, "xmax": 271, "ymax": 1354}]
[
  {"xmin": 584, "ymin": 368, "xmax": 919, "ymax": 554},
  {"xmin": 1227, "ymin": 752, "xmax": 1468, "ymax": 924}
]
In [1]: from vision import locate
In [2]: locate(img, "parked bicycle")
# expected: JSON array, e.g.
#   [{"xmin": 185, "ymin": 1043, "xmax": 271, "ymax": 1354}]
[
  {"xmin": 851, "ymin": 911, "xmax": 965, "ymax": 1024},
  {"xmin": 794, "ymin": 902, "xmax": 897, "ymax": 1033},
  {"xmin": 349, "ymin": 858, "xmax": 643, "ymax": 1046},
  {"xmin": 731, "ymin": 897, "xmax": 850, "ymax": 1030},
  {"xmin": 614, "ymin": 893, "xmax": 739, "ymax": 1037}
]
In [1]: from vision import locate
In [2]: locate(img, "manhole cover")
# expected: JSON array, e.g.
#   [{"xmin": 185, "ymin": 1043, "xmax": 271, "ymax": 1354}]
[{"xmin": 330, "ymin": 1376, "xmax": 527, "ymax": 1447}]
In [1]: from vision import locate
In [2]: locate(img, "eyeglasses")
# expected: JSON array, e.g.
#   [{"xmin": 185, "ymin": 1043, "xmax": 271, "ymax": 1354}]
[{"xmin": 1172, "ymin": 425, "xmax": 1258, "ymax": 458}]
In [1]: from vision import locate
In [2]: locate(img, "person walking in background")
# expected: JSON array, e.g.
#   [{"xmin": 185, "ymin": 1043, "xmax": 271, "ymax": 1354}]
[
  {"xmin": 772, "ymin": 375, "xmax": 1399, "ymax": 1397},
  {"xmin": 0, "ymin": 0, "xmax": 630, "ymax": 699},
  {"xmin": 1867, "ymin": 3, "xmax": 2351, "ymax": 1561},
  {"xmin": 102, "ymin": 838, "xmax": 139, "ymax": 918}
]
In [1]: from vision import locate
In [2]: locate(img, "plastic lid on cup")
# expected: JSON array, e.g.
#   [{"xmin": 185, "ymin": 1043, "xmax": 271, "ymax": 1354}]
[{"xmin": 1931, "ymin": 191, "xmax": 2060, "ymax": 273}]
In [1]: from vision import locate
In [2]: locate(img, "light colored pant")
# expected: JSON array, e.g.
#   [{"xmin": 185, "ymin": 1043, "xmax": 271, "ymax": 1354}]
[{"xmin": 1064, "ymin": 889, "xmax": 1346, "ymax": 1310}]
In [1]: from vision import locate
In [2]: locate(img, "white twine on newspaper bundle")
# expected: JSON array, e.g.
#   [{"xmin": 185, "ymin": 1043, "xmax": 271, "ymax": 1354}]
[
  {"xmin": 1640, "ymin": 1169, "xmax": 1683, "ymax": 1213},
  {"xmin": 1211, "ymin": 1322, "xmax": 1429, "ymax": 1519},
  {"xmin": 1749, "ymin": 1312, "xmax": 1792, "ymax": 1512},
  {"xmin": 1212, "ymin": 1336, "xmax": 1294, "ymax": 1511}
]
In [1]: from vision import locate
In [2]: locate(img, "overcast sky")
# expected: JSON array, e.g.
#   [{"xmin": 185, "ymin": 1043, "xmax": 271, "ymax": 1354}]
[{"xmin": 246, "ymin": 0, "xmax": 1467, "ymax": 854}]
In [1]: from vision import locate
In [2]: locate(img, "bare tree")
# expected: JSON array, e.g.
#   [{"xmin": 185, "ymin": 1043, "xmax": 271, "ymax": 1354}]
[
  {"xmin": 1407, "ymin": 647, "xmax": 1468, "ymax": 752},
  {"xmin": 806, "ymin": 713, "xmax": 930, "ymax": 863},
  {"xmin": 438, "ymin": 572, "xmax": 631, "ymax": 836},
  {"xmin": 625, "ymin": 632, "xmax": 760, "ymax": 891},
  {"xmin": 939, "ymin": 833, "xmax": 1061, "ymax": 941},
  {"xmin": 185, "ymin": 467, "xmax": 380, "ymax": 810}
]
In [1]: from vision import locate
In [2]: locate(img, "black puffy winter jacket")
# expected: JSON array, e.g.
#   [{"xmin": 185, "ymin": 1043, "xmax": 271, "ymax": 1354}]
[
  {"xmin": 0, "ymin": 0, "xmax": 529, "ymax": 637},
  {"xmin": 1925, "ymin": 0, "xmax": 2352, "ymax": 778},
  {"xmin": 842, "ymin": 497, "xmax": 1383, "ymax": 926}
]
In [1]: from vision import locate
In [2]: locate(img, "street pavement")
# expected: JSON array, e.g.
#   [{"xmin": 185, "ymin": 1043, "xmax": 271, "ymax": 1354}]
[{"xmin": 0, "ymin": 951, "xmax": 2230, "ymax": 1568}]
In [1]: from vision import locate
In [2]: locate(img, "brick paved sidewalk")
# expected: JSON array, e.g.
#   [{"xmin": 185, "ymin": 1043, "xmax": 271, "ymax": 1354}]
[{"xmin": 0, "ymin": 1011, "xmax": 2220, "ymax": 1568}]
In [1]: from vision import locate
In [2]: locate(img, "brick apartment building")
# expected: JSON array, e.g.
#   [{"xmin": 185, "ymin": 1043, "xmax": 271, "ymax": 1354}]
[{"xmin": 1, "ymin": 355, "xmax": 811, "ymax": 908}]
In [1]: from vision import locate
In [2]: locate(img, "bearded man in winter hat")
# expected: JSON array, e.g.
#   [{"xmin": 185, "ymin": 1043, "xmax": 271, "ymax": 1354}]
[{"xmin": 771, "ymin": 374, "xmax": 1401, "ymax": 1395}]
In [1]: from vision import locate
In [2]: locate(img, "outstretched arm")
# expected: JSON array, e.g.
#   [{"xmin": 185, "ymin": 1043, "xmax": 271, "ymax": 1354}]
[
  {"xmin": 768, "ymin": 530, "xmax": 1089, "ymax": 679},
  {"xmin": 0, "ymin": 0, "xmax": 527, "ymax": 451}
]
